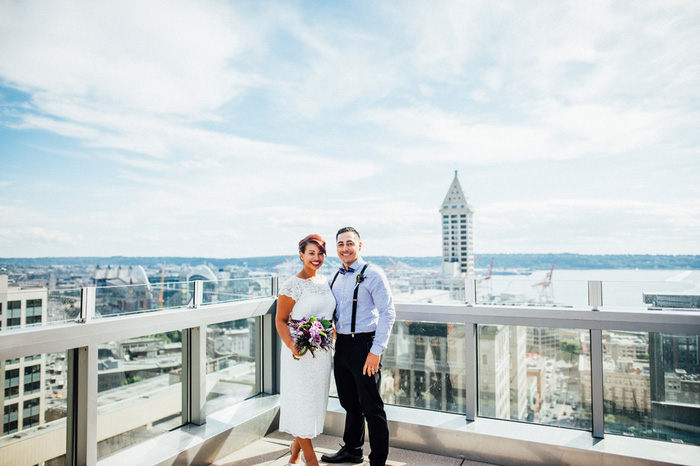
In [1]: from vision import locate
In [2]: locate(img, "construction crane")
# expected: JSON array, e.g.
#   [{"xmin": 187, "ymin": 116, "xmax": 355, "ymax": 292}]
[
  {"xmin": 158, "ymin": 265, "xmax": 165, "ymax": 310},
  {"xmin": 476, "ymin": 257, "xmax": 494, "ymax": 301},
  {"xmin": 534, "ymin": 263, "xmax": 555, "ymax": 304},
  {"xmin": 483, "ymin": 257, "xmax": 494, "ymax": 280}
]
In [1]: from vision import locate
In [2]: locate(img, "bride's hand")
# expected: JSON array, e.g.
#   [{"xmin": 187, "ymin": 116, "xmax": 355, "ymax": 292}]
[{"xmin": 289, "ymin": 345, "xmax": 304, "ymax": 360}]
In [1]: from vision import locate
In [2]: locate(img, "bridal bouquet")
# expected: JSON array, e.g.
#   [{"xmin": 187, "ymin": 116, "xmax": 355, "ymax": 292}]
[{"xmin": 288, "ymin": 316, "xmax": 334, "ymax": 358}]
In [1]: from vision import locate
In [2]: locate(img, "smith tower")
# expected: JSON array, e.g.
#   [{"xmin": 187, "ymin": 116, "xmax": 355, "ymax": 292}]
[{"xmin": 440, "ymin": 171, "xmax": 474, "ymax": 277}]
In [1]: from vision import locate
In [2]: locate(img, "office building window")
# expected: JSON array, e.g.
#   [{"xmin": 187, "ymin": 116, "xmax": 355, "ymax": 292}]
[
  {"xmin": 24, "ymin": 365, "xmax": 41, "ymax": 395},
  {"xmin": 25, "ymin": 299, "xmax": 42, "ymax": 325},
  {"xmin": 5, "ymin": 368, "xmax": 20, "ymax": 398},
  {"xmin": 23, "ymin": 398, "xmax": 40, "ymax": 429},
  {"xmin": 7, "ymin": 301, "xmax": 21, "ymax": 327},
  {"xmin": 3, "ymin": 404, "xmax": 19, "ymax": 435}
]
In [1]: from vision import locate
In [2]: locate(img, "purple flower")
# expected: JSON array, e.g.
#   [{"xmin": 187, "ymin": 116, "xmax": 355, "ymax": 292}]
[{"xmin": 288, "ymin": 315, "xmax": 334, "ymax": 357}]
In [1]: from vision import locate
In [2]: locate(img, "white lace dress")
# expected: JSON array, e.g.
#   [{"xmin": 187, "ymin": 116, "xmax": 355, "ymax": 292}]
[{"xmin": 279, "ymin": 275, "xmax": 336, "ymax": 439}]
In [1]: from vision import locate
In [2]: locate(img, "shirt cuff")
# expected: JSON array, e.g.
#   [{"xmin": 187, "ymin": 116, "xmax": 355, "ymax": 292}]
[{"xmin": 370, "ymin": 344, "xmax": 384, "ymax": 356}]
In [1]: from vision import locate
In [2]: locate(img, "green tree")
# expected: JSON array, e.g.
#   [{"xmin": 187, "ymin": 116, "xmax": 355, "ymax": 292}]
[{"xmin": 562, "ymin": 339, "xmax": 581, "ymax": 360}]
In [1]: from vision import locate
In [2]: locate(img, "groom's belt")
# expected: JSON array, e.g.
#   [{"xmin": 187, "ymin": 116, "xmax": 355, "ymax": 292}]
[{"xmin": 337, "ymin": 331, "xmax": 375, "ymax": 340}]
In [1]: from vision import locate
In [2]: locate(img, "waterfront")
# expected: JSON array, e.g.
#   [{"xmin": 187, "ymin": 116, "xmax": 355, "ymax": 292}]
[{"xmin": 477, "ymin": 268, "xmax": 700, "ymax": 308}]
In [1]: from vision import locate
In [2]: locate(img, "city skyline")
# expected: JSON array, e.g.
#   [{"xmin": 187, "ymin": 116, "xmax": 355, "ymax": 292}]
[{"xmin": 1, "ymin": 2, "xmax": 699, "ymax": 258}]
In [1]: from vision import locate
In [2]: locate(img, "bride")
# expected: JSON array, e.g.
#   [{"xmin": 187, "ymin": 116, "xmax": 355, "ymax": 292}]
[{"xmin": 276, "ymin": 234, "xmax": 336, "ymax": 466}]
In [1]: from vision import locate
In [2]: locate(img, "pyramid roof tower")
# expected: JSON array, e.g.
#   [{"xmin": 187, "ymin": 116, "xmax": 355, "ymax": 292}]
[
  {"xmin": 440, "ymin": 171, "xmax": 474, "ymax": 277},
  {"xmin": 440, "ymin": 170, "xmax": 473, "ymax": 213}
]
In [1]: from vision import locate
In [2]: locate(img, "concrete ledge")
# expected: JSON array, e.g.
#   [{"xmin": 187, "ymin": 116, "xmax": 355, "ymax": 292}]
[
  {"xmin": 97, "ymin": 395, "xmax": 280, "ymax": 466},
  {"xmin": 324, "ymin": 399, "xmax": 700, "ymax": 466}
]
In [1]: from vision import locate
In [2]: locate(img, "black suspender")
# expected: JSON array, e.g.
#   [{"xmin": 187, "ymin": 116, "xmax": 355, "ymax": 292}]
[
  {"xmin": 331, "ymin": 271, "xmax": 340, "ymax": 323},
  {"xmin": 330, "ymin": 263, "xmax": 369, "ymax": 336},
  {"xmin": 330, "ymin": 270, "xmax": 341, "ymax": 289},
  {"xmin": 350, "ymin": 263, "xmax": 369, "ymax": 335}
]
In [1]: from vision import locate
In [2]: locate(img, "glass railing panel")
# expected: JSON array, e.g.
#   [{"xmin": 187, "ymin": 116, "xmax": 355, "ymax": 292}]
[
  {"xmin": 0, "ymin": 287, "xmax": 53, "ymax": 330},
  {"xmin": 0, "ymin": 352, "xmax": 67, "ymax": 465},
  {"xmin": 201, "ymin": 276, "xmax": 275, "ymax": 305},
  {"xmin": 48, "ymin": 288, "xmax": 81, "ymax": 324},
  {"xmin": 94, "ymin": 281, "xmax": 192, "ymax": 318},
  {"xmin": 96, "ymin": 332, "xmax": 183, "ymax": 460},
  {"xmin": 376, "ymin": 320, "xmax": 465, "ymax": 413},
  {"xmin": 603, "ymin": 330, "xmax": 700, "ymax": 446},
  {"xmin": 604, "ymin": 276, "xmax": 700, "ymax": 310},
  {"xmin": 478, "ymin": 325, "xmax": 592, "ymax": 430},
  {"xmin": 205, "ymin": 317, "xmax": 260, "ymax": 415},
  {"xmin": 475, "ymin": 274, "xmax": 589, "ymax": 307}
]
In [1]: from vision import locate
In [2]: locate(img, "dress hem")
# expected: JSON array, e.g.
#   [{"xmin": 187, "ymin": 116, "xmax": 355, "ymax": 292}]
[{"xmin": 278, "ymin": 428, "xmax": 322, "ymax": 440}]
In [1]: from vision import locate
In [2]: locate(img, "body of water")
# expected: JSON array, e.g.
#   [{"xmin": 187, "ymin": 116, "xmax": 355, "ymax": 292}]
[{"xmin": 480, "ymin": 269, "xmax": 700, "ymax": 308}]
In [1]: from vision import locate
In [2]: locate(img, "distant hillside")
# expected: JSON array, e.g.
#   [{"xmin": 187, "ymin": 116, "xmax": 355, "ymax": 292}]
[{"xmin": 1, "ymin": 254, "xmax": 699, "ymax": 270}]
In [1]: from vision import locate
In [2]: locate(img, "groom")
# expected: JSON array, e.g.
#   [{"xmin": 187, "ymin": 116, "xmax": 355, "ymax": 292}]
[{"xmin": 322, "ymin": 227, "xmax": 396, "ymax": 466}]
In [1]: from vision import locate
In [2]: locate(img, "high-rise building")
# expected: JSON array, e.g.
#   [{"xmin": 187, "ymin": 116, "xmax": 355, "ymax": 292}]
[
  {"xmin": 510, "ymin": 326, "xmax": 529, "ymax": 420},
  {"xmin": 478, "ymin": 325, "xmax": 511, "ymax": 418},
  {"xmin": 1, "ymin": 275, "xmax": 47, "ymax": 436},
  {"xmin": 440, "ymin": 171, "xmax": 474, "ymax": 278}
]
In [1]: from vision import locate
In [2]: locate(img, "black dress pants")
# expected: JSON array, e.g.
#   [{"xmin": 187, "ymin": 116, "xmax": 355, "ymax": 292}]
[{"xmin": 334, "ymin": 332, "xmax": 389, "ymax": 465}]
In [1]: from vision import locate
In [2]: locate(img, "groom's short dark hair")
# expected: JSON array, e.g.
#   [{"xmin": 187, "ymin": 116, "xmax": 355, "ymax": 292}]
[{"xmin": 336, "ymin": 226, "xmax": 360, "ymax": 241}]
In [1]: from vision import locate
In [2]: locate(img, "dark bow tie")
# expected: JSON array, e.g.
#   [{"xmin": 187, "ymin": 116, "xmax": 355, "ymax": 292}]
[{"xmin": 338, "ymin": 266, "xmax": 355, "ymax": 275}]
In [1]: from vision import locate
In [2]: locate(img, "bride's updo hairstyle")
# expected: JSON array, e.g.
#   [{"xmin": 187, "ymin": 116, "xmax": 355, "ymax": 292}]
[{"xmin": 298, "ymin": 234, "xmax": 326, "ymax": 256}]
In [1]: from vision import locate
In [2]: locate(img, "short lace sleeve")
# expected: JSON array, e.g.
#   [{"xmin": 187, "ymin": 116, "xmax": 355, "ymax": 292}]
[{"xmin": 279, "ymin": 276, "xmax": 302, "ymax": 302}]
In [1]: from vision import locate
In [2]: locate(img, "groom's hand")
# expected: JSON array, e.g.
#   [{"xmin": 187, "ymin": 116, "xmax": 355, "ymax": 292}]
[{"xmin": 363, "ymin": 352, "xmax": 381, "ymax": 376}]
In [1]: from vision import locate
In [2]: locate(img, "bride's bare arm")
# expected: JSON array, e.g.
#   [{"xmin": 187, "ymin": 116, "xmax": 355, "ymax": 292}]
[{"xmin": 275, "ymin": 294, "xmax": 301, "ymax": 356}]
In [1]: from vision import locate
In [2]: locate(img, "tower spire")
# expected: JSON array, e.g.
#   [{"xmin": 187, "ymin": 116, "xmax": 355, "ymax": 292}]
[{"xmin": 440, "ymin": 172, "xmax": 474, "ymax": 277}]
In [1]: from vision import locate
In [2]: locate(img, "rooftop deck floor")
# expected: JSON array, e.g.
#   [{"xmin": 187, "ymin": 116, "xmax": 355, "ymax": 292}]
[{"xmin": 213, "ymin": 431, "xmax": 497, "ymax": 466}]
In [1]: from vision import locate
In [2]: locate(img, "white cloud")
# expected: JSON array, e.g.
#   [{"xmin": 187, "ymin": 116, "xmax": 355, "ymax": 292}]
[
  {"xmin": 1, "ymin": 1, "xmax": 699, "ymax": 258},
  {"xmin": 0, "ymin": 0, "xmax": 257, "ymax": 116},
  {"xmin": 361, "ymin": 106, "xmax": 558, "ymax": 163},
  {"xmin": 475, "ymin": 198, "xmax": 700, "ymax": 254}
]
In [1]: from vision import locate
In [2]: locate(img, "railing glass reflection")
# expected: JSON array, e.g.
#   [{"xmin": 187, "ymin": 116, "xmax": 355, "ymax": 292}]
[
  {"xmin": 476, "ymin": 325, "xmax": 591, "ymax": 429},
  {"xmin": 601, "ymin": 330, "xmax": 700, "ymax": 446},
  {"xmin": 201, "ymin": 277, "xmax": 275, "ymax": 305},
  {"xmin": 94, "ymin": 281, "xmax": 192, "ymax": 317},
  {"xmin": 381, "ymin": 321, "xmax": 464, "ymax": 413},
  {"xmin": 205, "ymin": 318, "xmax": 260, "ymax": 415},
  {"xmin": 96, "ymin": 332, "xmax": 183, "ymax": 460},
  {"xmin": 48, "ymin": 288, "xmax": 81, "ymax": 324},
  {"xmin": 0, "ymin": 352, "xmax": 67, "ymax": 465},
  {"xmin": 476, "ymin": 276, "xmax": 589, "ymax": 307}
]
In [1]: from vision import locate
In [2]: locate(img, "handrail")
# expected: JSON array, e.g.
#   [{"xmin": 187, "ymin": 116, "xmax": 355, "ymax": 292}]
[{"xmin": 396, "ymin": 302, "xmax": 700, "ymax": 333}]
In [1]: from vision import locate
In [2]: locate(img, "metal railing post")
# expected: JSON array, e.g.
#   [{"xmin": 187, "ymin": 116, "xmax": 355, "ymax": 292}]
[
  {"xmin": 465, "ymin": 322, "xmax": 478, "ymax": 422},
  {"xmin": 588, "ymin": 280, "xmax": 603, "ymax": 311},
  {"xmin": 182, "ymin": 326, "xmax": 206, "ymax": 426},
  {"xmin": 182, "ymin": 281, "xmax": 206, "ymax": 425},
  {"xmin": 192, "ymin": 280, "xmax": 203, "ymax": 308},
  {"xmin": 271, "ymin": 275, "xmax": 279, "ymax": 298},
  {"xmin": 465, "ymin": 277, "xmax": 477, "ymax": 305},
  {"xmin": 590, "ymin": 329, "xmax": 605, "ymax": 438},
  {"xmin": 79, "ymin": 286, "xmax": 95, "ymax": 323},
  {"xmin": 66, "ymin": 345, "xmax": 97, "ymax": 466},
  {"xmin": 588, "ymin": 280, "xmax": 605, "ymax": 438},
  {"xmin": 261, "ymin": 276, "xmax": 280, "ymax": 395}
]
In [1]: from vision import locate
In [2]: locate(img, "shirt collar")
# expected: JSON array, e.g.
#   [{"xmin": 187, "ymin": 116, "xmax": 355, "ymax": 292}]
[{"xmin": 350, "ymin": 257, "xmax": 365, "ymax": 270}]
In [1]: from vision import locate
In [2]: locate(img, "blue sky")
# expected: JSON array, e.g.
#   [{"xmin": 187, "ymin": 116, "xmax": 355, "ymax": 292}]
[{"xmin": 1, "ymin": 1, "xmax": 699, "ymax": 258}]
